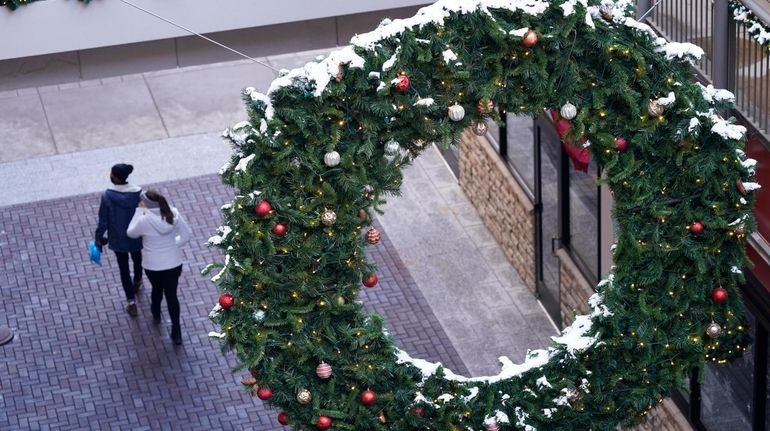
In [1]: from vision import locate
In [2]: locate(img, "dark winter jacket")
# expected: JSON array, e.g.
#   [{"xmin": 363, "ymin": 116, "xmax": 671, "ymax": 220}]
[{"xmin": 95, "ymin": 184, "xmax": 143, "ymax": 252}]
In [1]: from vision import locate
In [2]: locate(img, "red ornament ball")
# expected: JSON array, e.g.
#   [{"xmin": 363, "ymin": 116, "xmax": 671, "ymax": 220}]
[
  {"xmin": 316, "ymin": 415, "xmax": 332, "ymax": 430},
  {"xmin": 690, "ymin": 221, "xmax": 704, "ymax": 235},
  {"xmin": 411, "ymin": 407, "xmax": 425, "ymax": 417},
  {"xmin": 711, "ymin": 287, "xmax": 729, "ymax": 304},
  {"xmin": 615, "ymin": 137, "xmax": 628, "ymax": 152},
  {"xmin": 360, "ymin": 389, "xmax": 377, "ymax": 406},
  {"xmin": 218, "ymin": 293, "xmax": 234, "ymax": 309},
  {"xmin": 363, "ymin": 274, "xmax": 378, "ymax": 288},
  {"xmin": 522, "ymin": 29, "xmax": 538, "ymax": 48},
  {"xmin": 272, "ymin": 223, "xmax": 288, "ymax": 237},
  {"xmin": 395, "ymin": 74, "xmax": 410, "ymax": 92},
  {"xmin": 257, "ymin": 387, "xmax": 273, "ymax": 400},
  {"xmin": 277, "ymin": 412, "xmax": 289, "ymax": 426},
  {"xmin": 316, "ymin": 362, "xmax": 332, "ymax": 379},
  {"xmin": 366, "ymin": 228, "xmax": 381, "ymax": 245},
  {"xmin": 254, "ymin": 200, "xmax": 272, "ymax": 217}
]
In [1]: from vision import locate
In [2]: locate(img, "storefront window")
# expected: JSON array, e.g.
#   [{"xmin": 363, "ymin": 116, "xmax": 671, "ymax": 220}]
[
  {"xmin": 567, "ymin": 158, "xmax": 599, "ymax": 283},
  {"xmin": 700, "ymin": 309, "xmax": 755, "ymax": 430}
]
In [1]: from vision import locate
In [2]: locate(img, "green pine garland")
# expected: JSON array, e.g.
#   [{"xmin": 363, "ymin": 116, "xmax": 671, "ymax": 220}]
[
  {"xmin": 729, "ymin": 0, "xmax": 770, "ymax": 48},
  {"xmin": 207, "ymin": 0, "xmax": 758, "ymax": 429}
]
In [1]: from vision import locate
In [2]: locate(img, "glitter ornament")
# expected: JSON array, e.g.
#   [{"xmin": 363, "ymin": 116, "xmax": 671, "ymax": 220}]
[
  {"xmin": 472, "ymin": 120, "xmax": 489, "ymax": 136},
  {"xmin": 218, "ymin": 293, "xmax": 234, "ymax": 309},
  {"xmin": 296, "ymin": 389, "xmax": 312, "ymax": 404},
  {"xmin": 321, "ymin": 209, "xmax": 337, "ymax": 226}
]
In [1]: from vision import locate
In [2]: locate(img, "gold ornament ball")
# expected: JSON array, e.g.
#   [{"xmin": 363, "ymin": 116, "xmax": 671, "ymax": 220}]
[
  {"xmin": 296, "ymin": 389, "xmax": 312, "ymax": 405},
  {"xmin": 647, "ymin": 99, "xmax": 664, "ymax": 117},
  {"xmin": 378, "ymin": 411, "xmax": 387, "ymax": 424},
  {"xmin": 472, "ymin": 120, "xmax": 489, "ymax": 136},
  {"xmin": 321, "ymin": 209, "xmax": 337, "ymax": 226},
  {"xmin": 522, "ymin": 30, "xmax": 538, "ymax": 48},
  {"xmin": 337, "ymin": 296, "xmax": 346, "ymax": 306}
]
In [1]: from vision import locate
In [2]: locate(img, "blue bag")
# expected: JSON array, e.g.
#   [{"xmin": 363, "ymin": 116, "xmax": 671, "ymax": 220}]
[{"xmin": 89, "ymin": 241, "xmax": 102, "ymax": 266}]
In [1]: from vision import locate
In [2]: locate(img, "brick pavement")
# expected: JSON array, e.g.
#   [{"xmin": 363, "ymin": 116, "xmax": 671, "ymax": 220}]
[{"xmin": 0, "ymin": 174, "xmax": 467, "ymax": 431}]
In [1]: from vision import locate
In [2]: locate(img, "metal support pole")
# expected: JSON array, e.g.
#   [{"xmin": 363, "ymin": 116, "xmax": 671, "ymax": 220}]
[{"xmin": 713, "ymin": 0, "xmax": 729, "ymax": 89}]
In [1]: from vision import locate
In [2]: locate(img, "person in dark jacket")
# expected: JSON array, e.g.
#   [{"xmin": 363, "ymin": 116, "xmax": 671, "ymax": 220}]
[{"xmin": 94, "ymin": 163, "xmax": 143, "ymax": 317}]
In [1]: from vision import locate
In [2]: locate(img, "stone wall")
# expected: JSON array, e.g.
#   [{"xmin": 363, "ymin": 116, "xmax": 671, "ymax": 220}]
[
  {"xmin": 556, "ymin": 248, "xmax": 594, "ymax": 327},
  {"xmin": 458, "ymin": 131, "xmax": 535, "ymax": 293},
  {"xmin": 629, "ymin": 400, "xmax": 693, "ymax": 431}
]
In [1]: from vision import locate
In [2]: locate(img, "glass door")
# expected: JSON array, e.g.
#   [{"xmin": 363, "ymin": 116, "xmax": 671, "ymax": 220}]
[{"xmin": 534, "ymin": 118, "xmax": 563, "ymax": 329}]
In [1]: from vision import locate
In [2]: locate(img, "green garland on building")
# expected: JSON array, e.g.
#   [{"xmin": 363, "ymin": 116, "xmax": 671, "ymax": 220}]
[
  {"xmin": 1, "ymin": 0, "xmax": 89, "ymax": 11},
  {"xmin": 729, "ymin": 0, "xmax": 770, "ymax": 48},
  {"xmin": 207, "ymin": 0, "xmax": 757, "ymax": 429}
]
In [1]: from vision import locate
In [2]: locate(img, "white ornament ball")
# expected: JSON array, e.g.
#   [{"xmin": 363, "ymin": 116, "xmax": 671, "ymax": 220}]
[
  {"xmin": 253, "ymin": 310, "xmax": 266, "ymax": 322},
  {"xmin": 324, "ymin": 151, "xmax": 340, "ymax": 167},
  {"xmin": 316, "ymin": 362, "xmax": 332, "ymax": 379},
  {"xmin": 321, "ymin": 209, "xmax": 337, "ymax": 226},
  {"xmin": 385, "ymin": 140, "xmax": 401, "ymax": 154},
  {"xmin": 448, "ymin": 104, "xmax": 465, "ymax": 122},
  {"xmin": 560, "ymin": 102, "xmax": 577, "ymax": 120}
]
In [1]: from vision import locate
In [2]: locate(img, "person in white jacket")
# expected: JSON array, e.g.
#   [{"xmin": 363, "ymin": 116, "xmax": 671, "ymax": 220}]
[{"xmin": 127, "ymin": 190, "xmax": 192, "ymax": 345}]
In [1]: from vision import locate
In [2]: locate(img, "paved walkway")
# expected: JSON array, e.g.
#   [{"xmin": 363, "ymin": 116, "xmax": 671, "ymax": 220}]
[{"xmin": 0, "ymin": 49, "xmax": 557, "ymax": 428}]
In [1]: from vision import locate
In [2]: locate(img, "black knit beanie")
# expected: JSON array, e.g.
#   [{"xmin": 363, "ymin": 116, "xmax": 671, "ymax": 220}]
[{"xmin": 111, "ymin": 164, "xmax": 133, "ymax": 184}]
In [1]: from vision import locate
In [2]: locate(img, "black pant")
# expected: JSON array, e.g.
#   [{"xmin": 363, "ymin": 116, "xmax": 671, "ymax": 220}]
[
  {"xmin": 114, "ymin": 250, "xmax": 142, "ymax": 302},
  {"xmin": 145, "ymin": 265, "xmax": 183, "ymax": 335}
]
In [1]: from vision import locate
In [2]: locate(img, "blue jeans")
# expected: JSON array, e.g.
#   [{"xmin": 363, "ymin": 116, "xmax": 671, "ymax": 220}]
[{"xmin": 114, "ymin": 250, "xmax": 142, "ymax": 302}]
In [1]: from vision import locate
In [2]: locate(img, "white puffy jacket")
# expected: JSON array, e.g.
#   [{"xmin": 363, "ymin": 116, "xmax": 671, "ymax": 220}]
[{"xmin": 127, "ymin": 207, "xmax": 192, "ymax": 271}]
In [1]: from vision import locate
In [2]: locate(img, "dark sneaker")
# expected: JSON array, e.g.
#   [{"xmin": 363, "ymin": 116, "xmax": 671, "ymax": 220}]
[
  {"xmin": 171, "ymin": 332, "xmax": 182, "ymax": 345},
  {"xmin": 133, "ymin": 279, "xmax": 143, "ymax": 293},
  {"xmin": 126, "ymin": 303, "xmax": 138, "ymax": 317},
  {"xmin": 152, "ymin": 313, "xmax": 161, "ymax": 324}
]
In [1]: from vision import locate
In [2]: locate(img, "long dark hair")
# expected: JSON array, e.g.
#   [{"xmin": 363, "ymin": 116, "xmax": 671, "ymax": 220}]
[{"xmin": 145, "ymin": 190, "xmax": 174, "ymax": 224}]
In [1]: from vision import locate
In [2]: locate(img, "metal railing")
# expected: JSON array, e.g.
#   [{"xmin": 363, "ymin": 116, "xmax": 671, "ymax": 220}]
[{"xmin": 645, "ymin": 0, "xmax": 770, "ymax": 142}]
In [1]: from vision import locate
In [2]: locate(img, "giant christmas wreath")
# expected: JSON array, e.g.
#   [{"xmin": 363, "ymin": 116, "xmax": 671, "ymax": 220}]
[{"xmin": 206, "ymin": 0, "xmax": 760, "ymax": 429}]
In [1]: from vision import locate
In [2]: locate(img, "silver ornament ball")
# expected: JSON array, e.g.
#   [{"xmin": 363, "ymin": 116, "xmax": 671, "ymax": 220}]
[
  {"xmin": 448, "ymin": 104, "xmax": 465, "ymax": 122},
  {"xmin": 324, "ymin": 150, "xmax": 340, "ymax": 167},
  {"xmin": 560, "ymin": 102, "xmax": 577, "ymax": 120},
  {"xmin": 706, "ymin": 322, "xmax": 722, "ymax": 338},
  {"xmin": 296, "ymin": 389, "xmax": 312, "ymax": 404}
]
